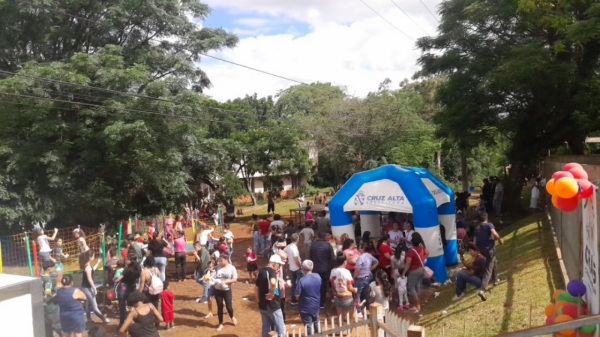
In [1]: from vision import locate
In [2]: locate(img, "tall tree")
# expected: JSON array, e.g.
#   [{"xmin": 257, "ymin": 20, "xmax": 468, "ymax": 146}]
[{"xmin": 417, "ymin": 0, "xmax": 600, "ymax": 209}]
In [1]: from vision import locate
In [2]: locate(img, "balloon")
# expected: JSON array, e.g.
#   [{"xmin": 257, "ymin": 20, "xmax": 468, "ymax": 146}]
[
  {"xmin": 577, "ymin": 333, "xmax": 594, "ymax": 337},
  {"xmin": 561, "ymin": 303, "xmax": 584, "ymax": 318},
  {"xmin": 558, "ymin": 292, "xmax": 584, "ymax": 305},
  {"xmin": 579, "ymin": 179, "xmax": 594, "ymax": 199},
  {"xmin": 563, "ymin": 163, "xmax": 583, "ymax": 172},
  {"xmin": 554, "ymin": 177, "xmax": 580, "ymax": 199},
  {"xmin": 552, "ymin": 195, "xmax": 561, "ymax": 208},
  {"xmin": 553, "ymin": 171, "xmax": 575, "ymax": 181},
  {"xmin": 554, "ymin": 314, "xmax": 576, "ymax": 336},
  {"xmin": 555, "ymin": 301, "xmax": 569, "ymax": 313},
  {"xmin": 469, "ymin": 186, "xmax": 475, "ymax": 191},
  {"xmin": 546, "ymin": 179, "xmax": 556, "ymax": 195},
  {"xmin": 567, "ymin": 280, "xmax": 587, "ymax": 297},
  {"xmin": 546, "ymin": 316, "xmax": 554, "ymax": 325},
  {"xmin": 545, "ymin": 303, "xmax": 556, "ymax": 317},
  {"xmin": 553, "ymin": 289, "xmax": 566, "ymax": 302},
  {"xmin": 556, "ymin": 196, "xmax": 579, "ymax": 212},
  {"xmin": 581, "ymin": 324, "xmax": 597, "ymax": 334},
  {"xmin": 569, "ymin": 167, "xmax": 588, "ymax": 180}
]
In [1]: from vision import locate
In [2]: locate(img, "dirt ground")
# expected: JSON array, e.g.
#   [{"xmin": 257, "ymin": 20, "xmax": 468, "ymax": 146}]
[{"xmin": 95, "ymin": 213, "xmax": 435, "ymax": 337}]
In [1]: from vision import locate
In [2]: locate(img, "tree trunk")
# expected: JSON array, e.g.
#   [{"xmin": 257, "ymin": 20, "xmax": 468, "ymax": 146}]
[
  {"xmin": 436, "ymin": 151, "xmax": 442, "ymax": 171},
  {"xmin": 460, "ymin": 153, "xmax": 468, "ymax": 192},
  {"xmin": 243, "ymin": 178, "xmax": 258, "ymax": 206},
  {"xmin": 504, "ymin": 158, "xmax": 526, "ymax": 212}
]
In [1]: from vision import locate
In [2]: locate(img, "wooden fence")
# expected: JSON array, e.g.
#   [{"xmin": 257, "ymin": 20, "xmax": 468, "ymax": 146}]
[{"xmin": 272, "ymin": 303, "xmax": 415, "ymax": 337}]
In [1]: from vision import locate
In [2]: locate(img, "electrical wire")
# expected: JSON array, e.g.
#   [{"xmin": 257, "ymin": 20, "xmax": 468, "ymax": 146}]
[
  {"xmin": 389, "ymin": 0, "xmax": 432, "ymax": 36},
  {"xmin": 0, "ymin": 91, "xmax": 297, "ymax": 131},
  {"xmin": 357, "ymin": 0, "xmax": 415, "ymax": 41},
  {"xmin": 418, "ymin": 0, "xmax": 440, "ymax": 23}
]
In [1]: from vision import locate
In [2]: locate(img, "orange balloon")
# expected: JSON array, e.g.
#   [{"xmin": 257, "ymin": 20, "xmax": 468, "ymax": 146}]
[
  {"xmin": 552, "ymin": 195, "xmax": 560, "ymax": 208},
  {"xmin": 554, "ymin": 314, "xmax": 576, "ymax": 337},
  {"xmin": 555, "ymin": 301, "xmax": 568, "ymax": 313},
  {"xmin": 553, "ymin": 290, "xmax": 566, "ymax": 302},
  {"xmin": 554, "ymin": 177, "xmax": 579, "ymax": 199},
  {"xmin": 545, "ymin": 303, "xmax": 556, "ymax": 317},
  {"xmin": 546, "ymin": 179, "xmax": 556, "ymax": 195}
]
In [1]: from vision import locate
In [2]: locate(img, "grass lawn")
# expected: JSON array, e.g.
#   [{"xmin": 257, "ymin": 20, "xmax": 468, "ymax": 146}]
[
  {"xmin": 234, "ymin": 199, "xmax": 322, "ymax": 222},
  {"xmin": 419, "ymin": 213, "xmax": 564, "ymax": 337}
]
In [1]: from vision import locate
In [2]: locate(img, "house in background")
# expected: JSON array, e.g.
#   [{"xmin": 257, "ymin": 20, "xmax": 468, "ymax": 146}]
[{"xmin": 237, "ymin": 143, "xmax": 318, "ymax": 195}]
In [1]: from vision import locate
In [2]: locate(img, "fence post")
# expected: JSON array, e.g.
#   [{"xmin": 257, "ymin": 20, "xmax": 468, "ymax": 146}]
[
  {"xmin": 369, "ymin": 303, "xmax": 384, "ymax": 337},
  {"xmin": 32, "ymin": 240, "xmax": 39, "ymax": 277},
  {"xmin": 24, "ymin": 234, "xmax": 33, "ymax": 276},
  {"xmin": 117, "ymin": 223, "xmax": 123, "ymax": 258},
  {"xmin": 0, "ymin": 241, "xmax": 3, "ymax": 273}
]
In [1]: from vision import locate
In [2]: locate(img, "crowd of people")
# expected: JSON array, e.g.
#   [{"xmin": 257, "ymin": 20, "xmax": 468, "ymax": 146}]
[{"xmin": 37, "ymin": 191, "xmax": 506, "ymax": 337}]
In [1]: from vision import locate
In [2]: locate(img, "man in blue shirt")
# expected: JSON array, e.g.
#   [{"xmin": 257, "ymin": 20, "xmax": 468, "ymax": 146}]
[
  {"xmin": 309, "ymin": 231, "xmax": 334, "ymax": 308},
  {"xmin": 295, "ymin": 260, "xmax": 322, "ymax": 335},
  {"xmin": 474, "ymin": 212, "xmax": 504, "ymax": 294}
]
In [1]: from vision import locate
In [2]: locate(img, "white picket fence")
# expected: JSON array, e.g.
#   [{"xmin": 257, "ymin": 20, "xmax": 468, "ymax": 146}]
[{"xmin": 279, "ymin": 303, "xmax": 412, "ymax": 337}]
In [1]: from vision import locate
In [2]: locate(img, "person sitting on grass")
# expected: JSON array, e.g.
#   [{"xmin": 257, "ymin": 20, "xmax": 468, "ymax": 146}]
[{"xmin": 452, "ymin": 244, "xmax": 488, "ymax": 302}]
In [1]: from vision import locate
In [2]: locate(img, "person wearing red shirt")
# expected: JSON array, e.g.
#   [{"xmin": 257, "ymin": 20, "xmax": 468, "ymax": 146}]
[
  {"xmin": 401, "ymin": 233, "xmax": 429, "ymax": 313},
  {"xmin": 258, "ymin": 216, "xmax": 271, "ymax": 257},
  {"xmin": 161, "ymin": 280, "xmax": 175, "ymax": 330},
  {"xmin": 377, "ymin": 234, "xmax": 394, "ymax": 280}
]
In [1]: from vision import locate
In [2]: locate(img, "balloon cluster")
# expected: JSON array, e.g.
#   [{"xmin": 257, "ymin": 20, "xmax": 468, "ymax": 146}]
[
  {"xmin": 544, "ymin": 280, "xmax": 596, "ymax": 336},
  {"xmin": 546, "ymin": 163, "xmax": 594, "ymax": 212}
]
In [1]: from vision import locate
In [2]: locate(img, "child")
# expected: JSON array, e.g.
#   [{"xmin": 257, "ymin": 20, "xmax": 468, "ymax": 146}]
[
  {"xmin": 36, "ymin": 226, "xmax": 58, "ymax": 267},
  {"xmin": 73, "ymin": 227, "xmax": 90, "ymax": 254},
  {"xmin": 216, "ymin": 237, "xmax": 229, "ymax": 258},
  {"xmin": 53, "ymin": 238, "xmax": 69, "ymax": 272},
  {"xmin": 161, "ymin": 280, "xmax": 175, "ymax": 330},
  {"xmin": 370, "ymin": 270, "xmax": 391, "ymax": 311},
  {"xmin": 113, "ymin": 260, "xmax": 125, "ymax": 284},
  {"xmin": 199, "ymin": 260, "xmax": 217, "ymax": 319},
  {"xmin": 41, "ymin": 260, "xmax": 61, "ymax": 337},
  {"xmin": 246, "ymin": 247, "xmax": 258, "ymax": 282},
  {"xmin": 396, "ymin": 275, "xmax": 409, "ymax": 311},
  {"xmin": 222, "ymin": 224, "xmax": 234, "ymax": 263}
]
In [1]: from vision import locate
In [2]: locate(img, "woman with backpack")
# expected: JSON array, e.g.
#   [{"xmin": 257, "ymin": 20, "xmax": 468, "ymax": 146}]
[{"xmin": 138, "ymin": 256, "xmax": 162, "ymax": 310}]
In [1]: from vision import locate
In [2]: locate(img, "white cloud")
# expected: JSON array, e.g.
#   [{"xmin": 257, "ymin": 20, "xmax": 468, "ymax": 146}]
[{"xmin": 199, "ymin": 0, "xmax": 442, "ymax": 101}]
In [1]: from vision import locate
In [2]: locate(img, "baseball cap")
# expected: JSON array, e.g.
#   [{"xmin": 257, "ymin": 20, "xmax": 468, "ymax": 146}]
[{"xmin": 269, "ymin": 254, "xmax": 285, "ymax": 265}]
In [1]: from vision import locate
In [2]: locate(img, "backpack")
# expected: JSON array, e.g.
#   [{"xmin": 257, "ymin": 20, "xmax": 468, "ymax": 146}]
[{"xmin": 148, "ymin": 270, "xmax": 163, "ymax": 295}]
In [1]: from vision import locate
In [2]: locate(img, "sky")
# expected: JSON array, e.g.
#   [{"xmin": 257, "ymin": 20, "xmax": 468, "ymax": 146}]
[{"xmin": 199, "ymin": 0, "xmax": 443, "ymax": 102}]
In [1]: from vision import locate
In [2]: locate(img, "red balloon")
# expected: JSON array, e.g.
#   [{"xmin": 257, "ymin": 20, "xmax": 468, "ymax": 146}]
[
  {"xmin": 557, "ymin": 196, "xmax": 579, "ymax": 212},
  {"xmin": 569, "ymin": 167, "xmax": 589, "ymax": 180},
  {"xmin": 553, "ymin": 171, "xmax": 575, "ymax": 181},
  {"xmin": 579, "ymin": 179, "xmax": 594, "ymax": 199},
  {"xmin": 562, "ymin": 303, "xmax": 585, "ymax": 318},
  {"xmin": 563, "ymin": 163, "xmax": 583, "ymax": 172},
  {"xmin": 546, "ymin": 316, "xmax": 554, "ymax": 325}
]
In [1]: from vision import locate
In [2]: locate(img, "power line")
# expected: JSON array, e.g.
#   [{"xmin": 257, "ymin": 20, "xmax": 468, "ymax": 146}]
[
  {"xmin": 0, "ymin": 91, "xmax": 297, "ymax": 131},
  {"xmin": 418, "ymin": 0, "xmax": 440, "ymax": 23},
  {"xmin": 0, "ymin": 70, "xmax": 268, "ymax": 120},
  {"xmin": 357, "ymin": 0, "xmax": 415, "ymax": 41},
  {"xmin": 389, "ymin": 0, "xmax": 432, "ymax": 36},
  {"xmin": 31, "ymin": 5, "xmax": 351, "ymax": 97}
]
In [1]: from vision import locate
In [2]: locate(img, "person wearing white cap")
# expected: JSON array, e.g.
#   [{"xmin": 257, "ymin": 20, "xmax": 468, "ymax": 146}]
[{"xmin": 255, "ymin": 254, "xmax": 287, "ymax": 337}]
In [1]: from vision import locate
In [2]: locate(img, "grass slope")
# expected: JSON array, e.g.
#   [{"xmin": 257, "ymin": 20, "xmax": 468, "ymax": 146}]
[{"xmin": 419, "ymin": 214, "xmax": 564, "ymax": 337}]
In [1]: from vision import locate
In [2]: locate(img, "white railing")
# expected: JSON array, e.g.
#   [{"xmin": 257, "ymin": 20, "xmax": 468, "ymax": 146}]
[{"xmin": 275, "ymin": 303, "xmax": 416, "ymax": 337}]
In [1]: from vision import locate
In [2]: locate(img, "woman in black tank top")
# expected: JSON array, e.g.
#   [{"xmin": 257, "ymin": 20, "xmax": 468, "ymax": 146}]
[
  {"xmin": 119, "ymin": 291, "xmax": 162, "ymax": 337},
  {"xmin": 79, "ymin": 250, "xmax": 110, "ymax": 323}
]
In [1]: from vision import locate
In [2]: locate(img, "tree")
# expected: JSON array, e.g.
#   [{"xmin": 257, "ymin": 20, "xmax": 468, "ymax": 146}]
[
  {"xmin": 416, "ymin": 0, "xmax": 600, "ymax": 209},
  {"xmin": 0, "ymin": 0, "xmax": 237, "ymax": 90}
]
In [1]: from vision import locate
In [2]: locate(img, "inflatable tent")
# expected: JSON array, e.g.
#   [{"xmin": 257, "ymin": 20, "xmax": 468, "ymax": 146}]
[{"xmin": 329, "ymin": 165, "xmax": 458, "ymax": 282}]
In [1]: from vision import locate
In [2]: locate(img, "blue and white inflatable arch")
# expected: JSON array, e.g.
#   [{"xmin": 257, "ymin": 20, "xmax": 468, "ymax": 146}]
[{"xmin": 329, "ymin": 165, "xmax": 455, "ymax": 282}]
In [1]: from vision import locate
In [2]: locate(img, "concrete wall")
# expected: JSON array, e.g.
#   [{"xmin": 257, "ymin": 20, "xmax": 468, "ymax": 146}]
[{"xmin": 544, "ymin": 155, "xmax": 600, "ymax": 282}]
